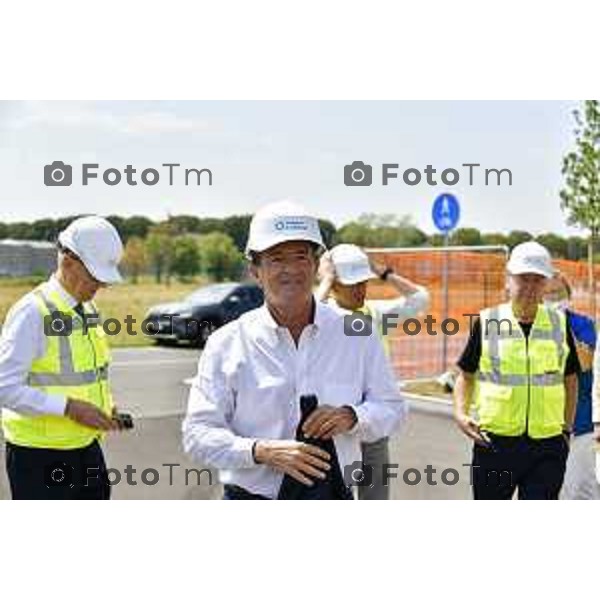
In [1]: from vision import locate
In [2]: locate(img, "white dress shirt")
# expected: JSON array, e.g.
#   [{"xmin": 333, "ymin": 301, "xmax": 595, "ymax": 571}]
[
  {"xmin": 182, "ymin": 297, "xmax": 407, "ymax": 498},
  {"xmin": 0, "ymin": 276, "xmax": 77, "ymax": 416}
]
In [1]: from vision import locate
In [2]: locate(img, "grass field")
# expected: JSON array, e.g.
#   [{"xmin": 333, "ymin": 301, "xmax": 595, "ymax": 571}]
[{"xmin": 0, "ymin": 276, "xmax": 209, "ymax": 348}]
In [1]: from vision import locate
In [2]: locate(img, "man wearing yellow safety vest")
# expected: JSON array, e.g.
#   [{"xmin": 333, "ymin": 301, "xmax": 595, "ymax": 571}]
[
  {"xmin": 316, "ymin": 244, "xmax": 429, "ymax": 499},
  {"xmin": 454, "ymin": 241, "xmax": 580, "ymax": 500},
  {"xmin": 0, "ymin": 216, "xmax": 127, "ymax": 499}
]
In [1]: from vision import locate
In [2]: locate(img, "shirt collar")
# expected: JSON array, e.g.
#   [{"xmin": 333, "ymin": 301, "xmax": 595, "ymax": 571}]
[
  {"xmin": 47, "ymin": 275, "xmax": 79, "ymax": 309},
  {"xmin": 259, "ymin": 295, "xmax": 323, "ymax": 334}
]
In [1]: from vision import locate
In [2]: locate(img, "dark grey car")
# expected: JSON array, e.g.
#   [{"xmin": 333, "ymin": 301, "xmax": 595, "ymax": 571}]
[{"xmin": 144, "ymin": 282, "xmax": 264, "ymax": 347}]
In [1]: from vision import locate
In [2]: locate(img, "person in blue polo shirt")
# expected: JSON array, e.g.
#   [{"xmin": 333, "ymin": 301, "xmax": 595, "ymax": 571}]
[{"xmin": 544, "ymin": 273, "xmax": 600, "ymax": 500}]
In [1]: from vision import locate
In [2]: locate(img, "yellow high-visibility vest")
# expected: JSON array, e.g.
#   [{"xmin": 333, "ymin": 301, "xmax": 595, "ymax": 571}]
[
  {"xmin": 359, "ymin": 303, "xmax": 391, "ymax": 357},
  {"xmin": 476, "ymin": 302, "xmax": 568, "ymax": 439},
  {"xmin": 2, "ymin": 286, "xmax": 114, "ymax": 449}
]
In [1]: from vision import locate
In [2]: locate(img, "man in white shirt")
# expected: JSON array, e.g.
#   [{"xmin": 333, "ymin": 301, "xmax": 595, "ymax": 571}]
[
  {"xmin": 316, "ymin": 244, "xmax": 429, "ymax": 499},
  {"xmin": 183, "ymin": 201, "xmax": 407, "ymax": 499},
  {"xmin": 0, "ymin": 216, "xmax": 127, "ymax": 499}
]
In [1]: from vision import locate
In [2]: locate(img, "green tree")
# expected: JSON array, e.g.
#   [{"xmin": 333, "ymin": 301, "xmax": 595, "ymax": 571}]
[
  {"xmin": 449, "ymin": 227, "xmax": 482, "ymax": 246},
  {"xmin": 122, "ymin": 216, "xmax": 154, "ymax": 240},
  {"xmin": 30, "ymin": 219, "xmax": 61, "ymax": 241},
  {"xmin": 429, "ymin": 233, "xmax": 446, "ymax": 247},
  {"xmin": 197, "ymin": 232, "xmax": 244, "ymax": 282},
  {"xmin": 6, "ymin": 222, "xmax": 34, "ymax": 239},
  {"xmin": 337, "ymin": 222, "xmax": 372, "ymax": 246},
  {"xmin": 55, "ymin": 216, "xmax": 83, "ymax": 236},
  {"xmin": 146, "ymin": 223, "xmax": 176, "ymax": 284},
  {"xmin": 121, "ymin": 236, "xmax": 149, "ymax": 283},
  {"xmin": 222, "ymin": 215, "xmax": 252, "ymax": 251},
  {"xmin": 107, "ymin": 215, "xmax": 155, "ymax": 243},
  {"xmin": 395, "ymin": 224, "xmax": 427, "ymax": 247},
  {"xmin": 506, "ymin": 230, "xmax": 533, "ymax": 249},
  {"xmin": 168, "ymin": 215, "xmax": 202, "ymax": 235},
  {"xmin": 535, "ymin": 233, "xmax": 568, "ymax": 258},
  {"xmin": 337, "ymin": 213, "xmax": 426, "ymax": 248},
  {"xmin": 560, "ymin": 100, "xmax": 600, "ymax": 316},
  {"xmin": 171, "ymin": 235, "xmax": 201, "ymax": 282},
  {"xmin": 481, "ymin": 232, "xmax": 508, "ymax": 247}
]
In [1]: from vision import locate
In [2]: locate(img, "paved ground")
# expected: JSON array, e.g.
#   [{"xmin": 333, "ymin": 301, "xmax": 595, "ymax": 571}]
[{"xmin": 0, "ymin": 346, "xmax": 473, "ymax": 500}]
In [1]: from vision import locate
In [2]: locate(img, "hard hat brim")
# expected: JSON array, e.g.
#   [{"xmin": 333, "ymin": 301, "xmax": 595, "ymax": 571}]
[
  {"xmin": 336, "ymin": 269, "xmax": 378, "ymax": 286},
  {"xmin": 507, "ymin": 264, "xmax": 553, "ymax": 278},
  {"xmin": 85, "ymin": 259, "xmax": 123, "ymax": 284},
  {"xmin": 245, "ymin": 233, "xmax": 325, "ymax": 258}
]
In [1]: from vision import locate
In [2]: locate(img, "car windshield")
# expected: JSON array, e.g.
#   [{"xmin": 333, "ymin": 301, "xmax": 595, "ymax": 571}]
[{"xmin": 184, "ymin": 283, "xmax": 239, "ymax": 304}]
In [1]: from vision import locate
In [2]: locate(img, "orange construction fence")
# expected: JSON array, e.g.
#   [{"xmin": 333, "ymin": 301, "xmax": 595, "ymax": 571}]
[{"xmin": 364, "ymin": 248, "xmax": 599, "ymax": 380}]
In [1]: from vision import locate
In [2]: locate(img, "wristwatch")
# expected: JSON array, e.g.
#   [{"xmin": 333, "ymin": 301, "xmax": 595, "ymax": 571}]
[
  {"xmin": 341, "ymin": 405, "xmax": 358, "ymax": 428},
  {"xmin": 380, "ymin": 267, "xmax": 394, "ymax": 281}
]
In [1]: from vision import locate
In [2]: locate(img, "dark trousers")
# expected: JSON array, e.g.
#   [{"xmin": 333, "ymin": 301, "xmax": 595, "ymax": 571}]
[
  {"xmin": 5, "ymin": 440, "xmax": 111, "ymax": 500},
  {"xmin": 359, "ymin": 437, "xmax": 390, "ymax": 500},
  {"xmin": 223, "ymin": 485, "xmax": 269, "ymax": 500},
  {"xmin": 471, "ymin": 433, "xmax": 569, "ymax": 500},
  {"xmin": 223, "ymin": 483, "xmax": 354, "ymax": 500}
]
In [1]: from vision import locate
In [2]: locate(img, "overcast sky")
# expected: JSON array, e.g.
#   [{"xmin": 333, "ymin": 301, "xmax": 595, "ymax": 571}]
[{"xmin": 0, "ymin": 100, "xmax": 585, "ymax": 236}]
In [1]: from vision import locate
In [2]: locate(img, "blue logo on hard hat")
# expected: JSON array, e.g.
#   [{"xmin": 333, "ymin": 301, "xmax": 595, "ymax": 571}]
[{"xmin": 274, "ymin": 218, "xmax": 309, "ymax": 232}]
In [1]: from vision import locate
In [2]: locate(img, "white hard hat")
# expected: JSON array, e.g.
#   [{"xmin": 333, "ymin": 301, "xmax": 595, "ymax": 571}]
[
  {"xmin": 58, "ymin": 216, "xmax": 124, "ymax": 284},
  {"xmin": 507, "ymin": 241, "xmax": 554, "ymax": 279},
  {"xmin": 329, "ymin": 244, "xmax": 377, "ymax": 285},
  {"xmin": 245, "ymin": 200, "xmax": 325, "ymax": 257}
]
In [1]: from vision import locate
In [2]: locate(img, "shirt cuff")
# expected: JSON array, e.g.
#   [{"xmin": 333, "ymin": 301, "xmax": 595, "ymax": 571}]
[
  {"xmin": 40, "ymin": 393, "xmax": 68, "ymax": 416},
  {"xmin": 231, "ymin": 436, "xmax": 259, "ymax": 468},
  {"xmin": 348, "ymin": 404, "xmax": 366, "ymax": 437}
]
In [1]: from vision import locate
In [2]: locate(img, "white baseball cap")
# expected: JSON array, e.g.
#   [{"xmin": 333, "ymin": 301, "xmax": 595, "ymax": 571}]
[
  {"xmin": 58, "ymin": 216, "xmax": 124, "ymax": 284},
  {"xmin": 245, "ymin": 200, "xmax": 325, "ymax": 257},
  {"xmin": 329, "ymin": 244, "xmax": 377, "ymax": 285},
  {"xmin": 507, "ymin": 241, "xmax": 554, "ymax": 279}
]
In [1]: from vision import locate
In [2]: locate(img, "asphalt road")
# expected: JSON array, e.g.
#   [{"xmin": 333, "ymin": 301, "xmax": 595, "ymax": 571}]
[{"xmin": 0, "ymin": 346, "xmax": 473, "ymax": 500}]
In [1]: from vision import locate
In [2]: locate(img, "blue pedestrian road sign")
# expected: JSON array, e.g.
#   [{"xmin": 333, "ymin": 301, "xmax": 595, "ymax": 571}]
[{"xmin": 432, "ymin": 193, "xmax": 460, "ymax": 233}]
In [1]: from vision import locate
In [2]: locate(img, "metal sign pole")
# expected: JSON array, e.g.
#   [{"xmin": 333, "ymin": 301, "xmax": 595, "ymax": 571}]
[
  {"xmin": 442, "ymin": 231, "xmax": 449, "ymax": 371},
  {"xmin": 431, "ymin": 193, "xmax": 460, "ymax": 374}
]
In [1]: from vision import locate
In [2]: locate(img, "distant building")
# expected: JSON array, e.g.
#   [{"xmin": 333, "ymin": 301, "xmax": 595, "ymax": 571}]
[{"xmin": 0, "ymin": 239, "xmax": 57, "ymax": 277}]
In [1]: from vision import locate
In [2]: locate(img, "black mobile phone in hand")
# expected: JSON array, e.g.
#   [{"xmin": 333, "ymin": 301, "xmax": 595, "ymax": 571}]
[
  {"xmin": 479, "ymin": 430, "xmax": 496, "ymax": 452},
  {"xmin": 114, "ymin": 412, "xmax": 134, "ymax": 430}
]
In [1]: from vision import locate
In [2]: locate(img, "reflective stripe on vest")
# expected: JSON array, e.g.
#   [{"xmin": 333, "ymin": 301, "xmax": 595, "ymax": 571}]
[
  {"xmin": 475, "ymin": 302, "xmax": 568, "ymax": 439},
  {"xmin": 27, "ymin": 290, "xmax": 107, "ymax": 388},
  {"xmin": 27, "ymin": 366, "xmax": 109, "ymax": 387},
  {"xmin": 477, "ymin": 371, "xmax": 563, "ymax": 386},
  {"xmin": 480, "ymin": 306, "xmax": 566, "ymax": 385},
  {"xmin": 2, "ymin": 285, "xmax": 113, "ymax": 450}
]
